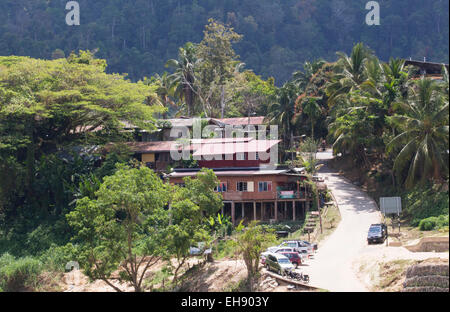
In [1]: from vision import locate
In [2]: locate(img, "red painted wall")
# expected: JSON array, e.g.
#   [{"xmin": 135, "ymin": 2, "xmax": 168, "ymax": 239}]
[{"xmin": 197, "ymin": 152, "xmax": 270, "ymax": 168}]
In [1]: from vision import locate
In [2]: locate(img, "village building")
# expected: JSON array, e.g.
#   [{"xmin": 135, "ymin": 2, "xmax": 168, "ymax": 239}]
[
  {"xmin": 168, "ymin": 167, "xmax": 313, "ymax": 225},
  {"xmin": 165, "ymin": 137, "xmax": 315, "ymax": 225},
  {"xmin": 106, "ymin": 117, "xmax": 317, "ymax": 225}
]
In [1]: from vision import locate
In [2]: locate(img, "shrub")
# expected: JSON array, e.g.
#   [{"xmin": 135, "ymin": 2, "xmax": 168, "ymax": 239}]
[
  {"xmin": 0, "ymin": 253, "xmax": 42, "ymax": 291},
  {"xmin": 404, "ymin": 184, "xmax": 449, "ymax": 226},
  {"xmin": 436, "ymin": 215, "xmax": 449, "ymax": 229},
  {"xmin": 260, "ymin": 221, "xmax": 304, "ymax": 233},
  {"xmin": 418, "ymin": 215, "xmax": 449, "ymax": 231},
  {"xmin": 39, "ymin": 243, "xmax": 79, "ymax": 272},
  {"xmin": 419, "ymin": 219, "xmax": 435, "ymax": 231},
  {"xmin": 213, "ymin": 239, "xmax": 238, "ymax": 259}
]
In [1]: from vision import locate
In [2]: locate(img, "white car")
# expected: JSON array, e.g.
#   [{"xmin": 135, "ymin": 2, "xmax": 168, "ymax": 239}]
[
  {"xmin": 268, "ymin": 241, "xmax": 314, "ymax": 255},
  {"xmin": 278, "ymin": 240, "xmax": 315, "ymax": 254},
  {"xmin": 312, "ymin": 175, "xmax": 325, "ymax": 182}
]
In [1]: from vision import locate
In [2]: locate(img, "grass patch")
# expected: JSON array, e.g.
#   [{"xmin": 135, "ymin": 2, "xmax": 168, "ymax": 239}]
[
  {"xmin": 288, "ymin": 204, "xmax": 341, "ymax": 243},
  {"xmin": 0, "ymin": 253, "xmax": 43, "ymax": 292},
  {"xmin": 224, "ymin": 277, "xmax": 251, "ymax": 292},
  {"xmin": 314, "ymin": 204, "xmax": 341, "ymax": 243},
  {"xmin": 213, "ymin": 238, "xmax": 239, "ymax": 260}
]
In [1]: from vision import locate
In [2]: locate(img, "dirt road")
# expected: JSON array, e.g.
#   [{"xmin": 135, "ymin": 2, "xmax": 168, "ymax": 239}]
[
  {"xmin": 301, "ymin": 152, "xmax": 381, "ymax": 291},
  {"xmin": 301, "ymin": 151, "xmax": 448, "ymax": 292}
]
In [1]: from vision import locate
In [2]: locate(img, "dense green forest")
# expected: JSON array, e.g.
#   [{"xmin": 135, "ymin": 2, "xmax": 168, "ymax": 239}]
[{"xmin": 0, "ymin": 0, "xmax": 448, "ymax": 84}]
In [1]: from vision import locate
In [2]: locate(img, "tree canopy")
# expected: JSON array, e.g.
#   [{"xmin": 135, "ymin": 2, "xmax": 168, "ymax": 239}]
[{"xmin": 0, "ymin": 0, "xmax": 447, "ymax": 84}]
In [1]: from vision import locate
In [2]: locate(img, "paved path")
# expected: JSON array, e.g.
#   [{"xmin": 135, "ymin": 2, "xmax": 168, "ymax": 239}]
[
  {"xmin": 302, "ymin": 151, "xmax": 382, "ymax": 292},
  {"xmin": 302, "ymin": 151, "xmax": 448, "ymax": 291}
]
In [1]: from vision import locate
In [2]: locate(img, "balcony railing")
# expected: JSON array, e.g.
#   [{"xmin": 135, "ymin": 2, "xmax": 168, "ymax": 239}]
[{"xmin": 277, "ymin": 191, "xmax": 310, "ymax": 200}]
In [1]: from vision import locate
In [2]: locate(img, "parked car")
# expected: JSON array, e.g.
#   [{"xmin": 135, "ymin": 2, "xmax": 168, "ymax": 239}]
[
  {"xmin": 264, "ymin": 253, "xmax": 294, "ymax": 276},
  {"xmin": 267, "ymin": 246, "xmax": 308, "ymax": 261},
  {"xmin": 279, "ymin": 252, "xmax": 302, "ymax": 268},
  {"xmin": 277, "ymin": 240, "xmax": 316, "ymax": 254},
  {"xmin": 269, "ymin": 246, "xmax": 296, "ymax": 253},
  {"xmin": 296, "ymin": 240, "xmax": 318, "ymax": 251},
  {"xmin": 367, "ymin": 224, "xmax": 388, "ymax": 244},
  {"xmin": 312, "ymin": 175, "xmax": 325, "ymax": 182}
]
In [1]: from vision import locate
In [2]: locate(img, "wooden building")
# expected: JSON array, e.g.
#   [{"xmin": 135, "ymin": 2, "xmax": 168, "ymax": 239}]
[{"xmin": 168, "ymin": 167, "xmax": 313, "ymax": 225}]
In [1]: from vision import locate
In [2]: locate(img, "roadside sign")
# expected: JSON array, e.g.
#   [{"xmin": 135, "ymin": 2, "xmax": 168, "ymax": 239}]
[{"xmin": 380, "ymin": 197, "xmax": 402, "ymax": 216}]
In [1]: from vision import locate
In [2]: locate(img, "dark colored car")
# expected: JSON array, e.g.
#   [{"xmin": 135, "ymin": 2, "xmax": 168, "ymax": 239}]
[
  {"xmin": 367, "ymin": 224, "xmax": 388, "ymax": 244},
  {"xmin": 280, "ymin": 252, "xmax": 302, "ymax": 268},
  {"xmin": 264, "ymin": 253, "xmax": 294, "ymax": 276}
]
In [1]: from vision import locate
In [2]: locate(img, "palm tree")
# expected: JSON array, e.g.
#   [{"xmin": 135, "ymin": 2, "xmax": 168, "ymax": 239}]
[
  {"xmin": 301, "ymin": 97, "xmax": 322, "ymax": 139},
  {"xmin": 166, "ymin": 42, "xmax": 198, "ymax": 116},
  {"xmin": 267, "ymin": 82, "xmax": 298, "ymax": 153},
  {"xmin": 387, "ymin": 78, "xmax": 449, "ymax": 188},
  {"xmin": 150, "ymin": 72, "xmax": 176, "ymax": 118},
  {"xmin": 326, "ymin": 43, "xmax": 372, "ymax": 106},
  {"xmin": 328, "ymin": 107, "xmax": 374, "ymax": 167},
  {"xmin": 292, "ymin": 59, "xmax": 326, "ymax": 91}
]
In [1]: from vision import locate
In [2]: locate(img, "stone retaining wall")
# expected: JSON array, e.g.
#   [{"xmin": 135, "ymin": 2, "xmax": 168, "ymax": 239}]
[{"xmin": 402, "ymin": 263, "xmax": 449, "ymax": 292}]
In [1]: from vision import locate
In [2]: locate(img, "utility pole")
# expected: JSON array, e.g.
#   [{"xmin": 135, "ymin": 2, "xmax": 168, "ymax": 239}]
[{"xmin": 318, "ymin": 193, "xmax": 323, "ymax": 234}]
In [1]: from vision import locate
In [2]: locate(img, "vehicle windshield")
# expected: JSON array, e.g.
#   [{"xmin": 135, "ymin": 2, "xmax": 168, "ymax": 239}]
[
  {"xmin": 278, "ymin": 258, "xmax": 290, "ymax": 264},
  {"xmin": 286, "ymin": 243, "xmax": 296, "ymax": 248},
  {"xmin": 369, "ymin": 227, "xmax": 381, "ymax": 233}
]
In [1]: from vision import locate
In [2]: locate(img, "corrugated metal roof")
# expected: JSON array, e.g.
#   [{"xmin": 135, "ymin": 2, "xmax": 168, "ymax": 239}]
[
  {"xmin": 191, "ymin": 137, "xmax": 254, "ymax": 144},
  {"xmin": 168, "ymin": 169, "xmax": 289, "ymax": 178},
  {"xmin": 213, "ymin": 116, "xmax": 266, "ymax": 126},
  {"xmin": 192, "ymin": 140, "xmax": 280, "ymax": 157},
  {"xmin": 123, "ymin": 141, "xmax": 190, "ymax": 153}
]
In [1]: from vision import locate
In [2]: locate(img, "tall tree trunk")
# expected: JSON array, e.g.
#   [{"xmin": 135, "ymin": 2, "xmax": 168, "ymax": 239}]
[{"xmin": 184, "ymin": 80, "xmax": 194, "ymax": 117}]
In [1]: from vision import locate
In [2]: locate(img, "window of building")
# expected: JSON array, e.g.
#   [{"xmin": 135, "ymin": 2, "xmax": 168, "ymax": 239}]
[
  {"xmin": 258, "ymin": 181, "xmax": 272, "ymax": 192},
  {"xmin": 236, "ymin": 182, "xmax": 248, "ymax": 192},
  {"xmin": 255, "ymin": 152, "xmax": 259, "ymax": 160},
  {"xmin": 236, "ymin": 153, "xmax": 246, "ymax": 160},
  {"xmin": 215, "ymin": 182, "xmax": 228, "ymax": 193},
  {"xmin": 237, "ymin": 182, "xmax": 254, "ymax": 192}
]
